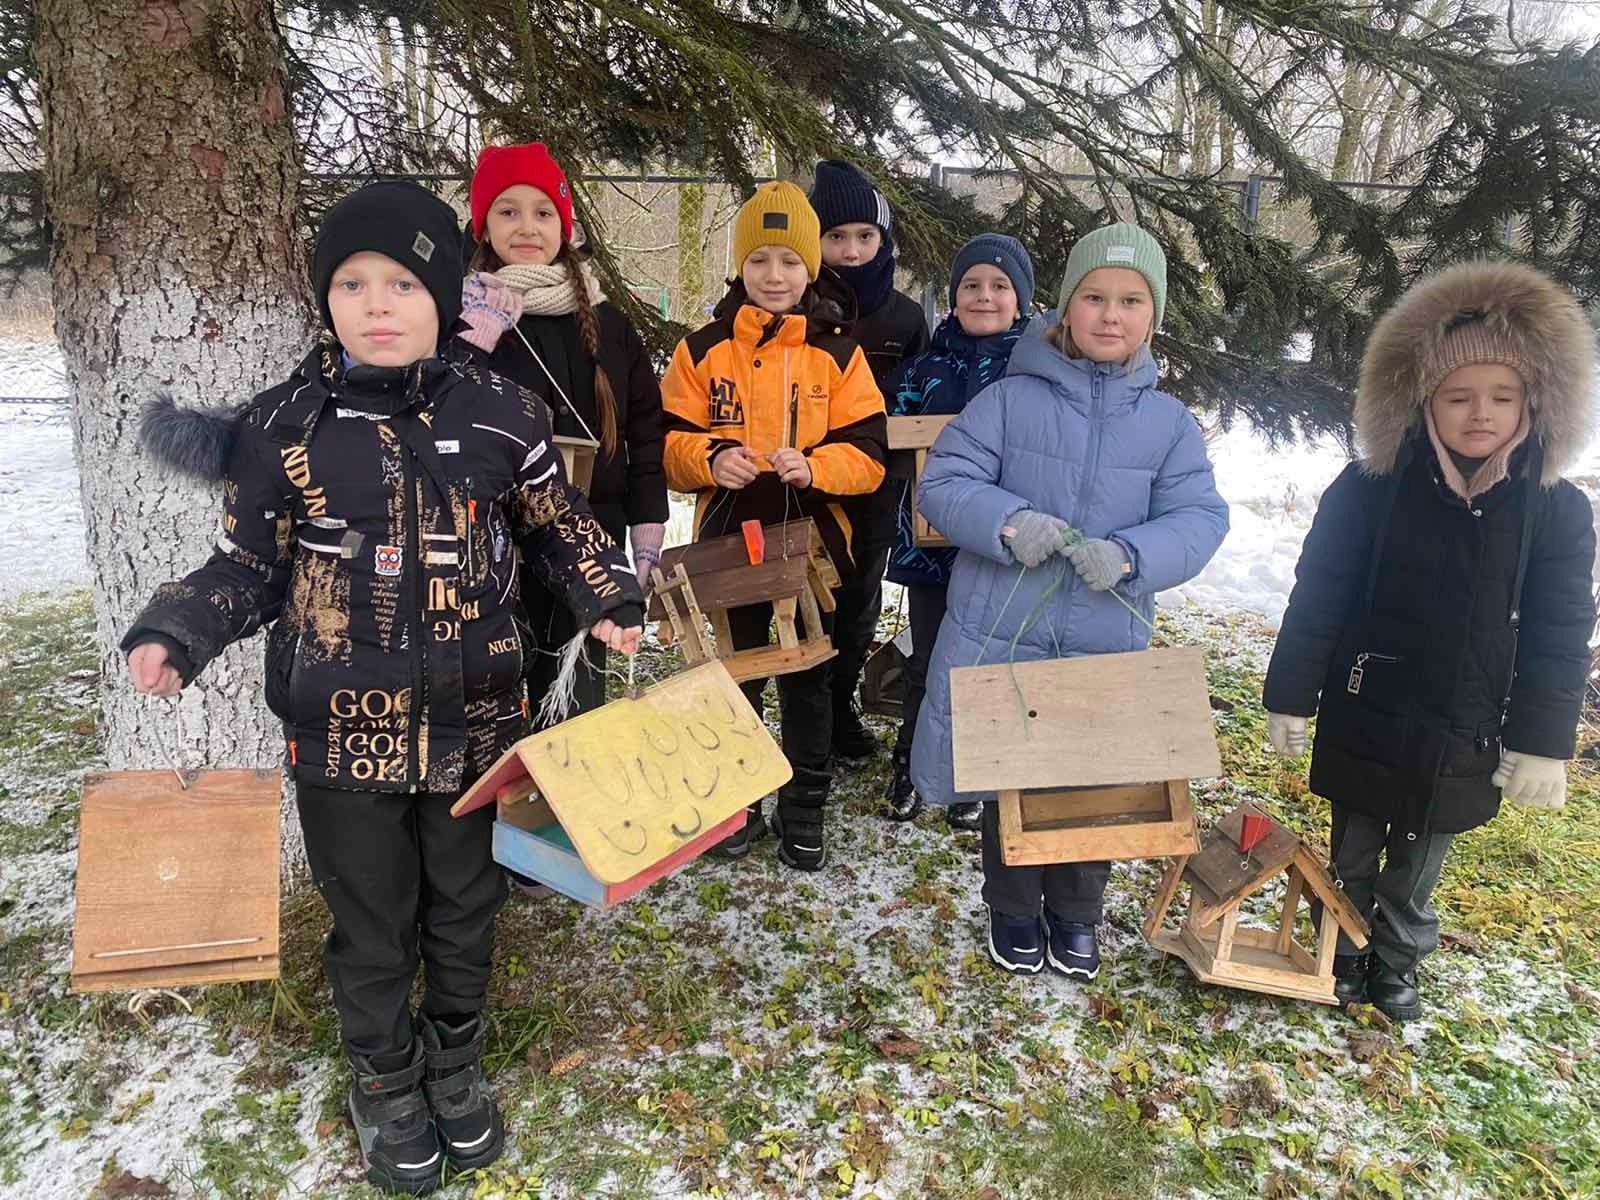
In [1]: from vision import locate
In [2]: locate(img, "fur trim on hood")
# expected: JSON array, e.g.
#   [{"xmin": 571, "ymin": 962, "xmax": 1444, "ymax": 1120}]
[
  {"xmin": 140, "ymin": 392, "xmax": 245, "ymax": 482},
  {"xmin": 1357, "ymin": 260, "xmax": 1597, "ymax": 486}
]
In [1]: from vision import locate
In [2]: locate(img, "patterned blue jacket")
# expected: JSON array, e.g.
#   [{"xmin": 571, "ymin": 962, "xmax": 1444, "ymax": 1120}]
[{"xmin": 884, "ymin": 314, "xmax": 1027, "ymax": 588}]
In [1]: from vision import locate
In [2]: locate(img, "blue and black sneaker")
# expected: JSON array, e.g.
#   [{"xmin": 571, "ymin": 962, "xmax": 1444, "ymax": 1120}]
[
  {"xmin": 1043, "ymin": 911, "xmax": 1100, "ymax": 981},
  {"xmin": 986, "ymin": 904, "xmax": 1045, "ymax": 975}
]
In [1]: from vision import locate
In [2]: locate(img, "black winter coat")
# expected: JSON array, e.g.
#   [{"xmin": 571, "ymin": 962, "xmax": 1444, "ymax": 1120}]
[
  {"xmin": 458, "ymin": 302, "xmax": 668, "ymax": 543},
  {"xmin": 846, "ymin": 289, "xmax": 929, "ymax": 555},
  {"xmin": 1263, "ymin": 438, "xmax": 1594, "ymax": 836},
  {"xmin": 123, "ymin": 346, "xmax": 642, "ymax": 795}
]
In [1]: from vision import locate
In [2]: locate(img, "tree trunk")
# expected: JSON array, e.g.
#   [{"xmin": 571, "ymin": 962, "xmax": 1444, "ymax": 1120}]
[
  {"xmin": 36, "ymin": 0, "xmax": 313, "ymax": 872},
  {"xmin": 1188, "ymin": 0, "xmax": 1219, "ymax": 174},
  {"xmin": 1330, "ymin": 60, "xmax": 1374, "ymax": 180}
]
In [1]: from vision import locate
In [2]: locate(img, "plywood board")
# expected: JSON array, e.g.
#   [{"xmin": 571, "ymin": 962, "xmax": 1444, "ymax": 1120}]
[
  {"xmin": 886, "ymin": 414, "xmax": 954, "ymax": 451},
  {"xmin": 1186, "ymin": 819, "xmax": 1301, "ymax": 912},
  {"xmin": 950, "ymin": 648, "xmax": 1220, "ymax": 793},
  {"xmin": 72, "ymin": 768, "xmax": 280, "ymax": 992},
  {"xmin": 457, "ymin": 661, "xmax": 790, "ymax": 884},
  {"xmin": 997, "ymin": 786, "xmax": 1199, "ymax": 865}
]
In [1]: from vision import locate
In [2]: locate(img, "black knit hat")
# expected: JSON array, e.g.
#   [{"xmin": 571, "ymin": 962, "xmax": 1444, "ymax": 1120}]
[
  {"xmin": 808, "ymin": 160, "xmax": 892, "ymax": 234},
  {"xmin": 312, "ymin": 181, "xmax": 464, "ymax": 340}
]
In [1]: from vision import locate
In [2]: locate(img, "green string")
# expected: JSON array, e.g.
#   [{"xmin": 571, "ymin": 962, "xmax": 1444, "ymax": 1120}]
[{"xmin": 977, "ymin": 524, "xmax": 1159, "ymax": 727}]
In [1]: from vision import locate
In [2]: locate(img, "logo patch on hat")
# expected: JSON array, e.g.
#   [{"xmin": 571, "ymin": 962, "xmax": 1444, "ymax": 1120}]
[
  {"xmin": 1105, "ymin": 245, "xmax": 1136, "ymax": 263},
  {"xmin": 412, "ymin": 232, "xmax": 435, "ymax": 262},
  {"xmin": 374, "ymin": 544, "xmax": 402, "ymax": 576},
  {"xmin": 559, "ymin": 181, "xmax": 570, "ymax": 199},
  {"xmin": 763, "ymin": 212, "xmax": 790, "ymax": 230}
]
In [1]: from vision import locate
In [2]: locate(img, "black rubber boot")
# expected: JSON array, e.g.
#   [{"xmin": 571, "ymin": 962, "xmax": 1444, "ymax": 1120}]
[
  {"xmin": 709, "ymin": 799, "xmax": 769, "ymax": 860},
  {"xmin": 1332, "ymin": 954, "xmax": 1370, "ymax": 1007},
  {"xmin": 771, "ymin": 767, "xmax": 830, "ymax": 871},
  {"xmin": 832, "ymin": 696, "xmax": 879, "ymax": 762},
  {"xmin": 416, "ymin": 1013, "xmax": 504, "ymax": 1172},
  {"xmin": 347, "ymin": 1041, "xmax": 443, "ymax": 1195},
  {"xmin": 1366, "ymin": 957, "xmax": 1423, "ymax": 1022},
  {"xmin": 883, "ymin": 743, "xmax": 923, "ymax": 822},
  {"xmin": 946, "ymin": 801, "xmax": 983, "ymax": 831}
]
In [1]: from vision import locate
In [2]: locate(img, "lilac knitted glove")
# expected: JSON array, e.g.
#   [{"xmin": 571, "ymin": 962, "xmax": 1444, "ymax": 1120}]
[
  {"xmin": 458, "ymin": 272, "xmax": 523, "ymax": 351},
  {"xmin": 630, "ymin": 522, "xmax": 667, "ymax": 590}
]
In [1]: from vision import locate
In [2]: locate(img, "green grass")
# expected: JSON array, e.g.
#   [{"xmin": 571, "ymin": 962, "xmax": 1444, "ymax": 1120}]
[{"xmin": 3, "ymin": 592, "xmax": 1598, "ymax": 1197}]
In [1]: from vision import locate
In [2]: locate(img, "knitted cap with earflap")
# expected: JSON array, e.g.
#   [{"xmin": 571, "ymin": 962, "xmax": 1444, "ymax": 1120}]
[
  {"xmin": 1057, "ymin": 222, "xmax": 1168, "ymax": 333},
  {"xmin": 732, "ymin": 182, "xmax": 822, "ymax": 281}
]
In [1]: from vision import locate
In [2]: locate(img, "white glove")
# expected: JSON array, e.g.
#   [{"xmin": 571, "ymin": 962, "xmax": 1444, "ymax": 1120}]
[
  {"xmin": 1267, "ymin": 713, "xmax": 1308, "ymax": 757},
  {"xmin": 1492, "ymin": 750, "xmax": 1568, "ymax": 810}
]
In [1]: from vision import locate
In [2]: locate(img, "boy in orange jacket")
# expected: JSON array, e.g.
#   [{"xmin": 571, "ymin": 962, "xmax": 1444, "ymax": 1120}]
[{"xmin": 662, "ymin": 181, "xmax": 888, "ymax": 870}]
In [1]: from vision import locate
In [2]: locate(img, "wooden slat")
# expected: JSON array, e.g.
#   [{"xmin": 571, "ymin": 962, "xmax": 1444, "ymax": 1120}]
[
  {"xmin": 773, "ymin": 596, "xmax": 800, "ymax": 649},
  {"xmin": 886, "ymin": 414, "xmax": 954, "ymax": 451},
  {"xmin": 1214, "ymin": 907, "xmax": 1240, "ymax": 965},
  {"xmin": 999, "ymin": 811, "xmax": 1200, "ymax": 866},
  {"xmin": 909, "ymin": 449, "xmax": 951, "ymax": 548},
  {"xmin": 1159, "ymin": 924, "xmax": 1338, "ymax": 1004},
  {"xmin": 1016, "ymin": 784, "xmax": 1172, "ymax": 833},
  {"xmin": 1292, "ymin": 846, "xmax": 1370, "ymax": 947},
  {"xmin": 1276, "ymin": 865, "xmax": 1306, "ymax": 958},
  {"xmin": 950, "ymin": 648, "xmax": 1221, "ymax": 792},
  {"xmin": 655, "ymin": 519, "xmax": 825, "ymax": 579},
  {"xmin": 709, "ymin": 609, "xmax": 736, "ymax": 659},
  {"xmin": 796, "ymin": 574, "xmax": 826, "ymax": 641},
  {"xmin": 72, "ymin": 768, "xmax": 280, "ymax": 990},
  {"xmin": 720, "ymin": 639, "xmax": 837, "ymax": 684},
  {"xmin": 1143, "ymin": 856, "xmax": 1190, "ymax": 942},
  {"xmin": 1314, "ymin": 905, "xmax": 1341, "ymax": 981},
  {"xmin": 73, "ymin": 955, "xmax": 280, "ymax": 993}
]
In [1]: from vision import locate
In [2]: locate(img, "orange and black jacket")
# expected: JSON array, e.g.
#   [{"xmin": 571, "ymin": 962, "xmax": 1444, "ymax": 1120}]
[{"xmin": 661, "ymin": 277, "xmax": 888, "ymax": 569}]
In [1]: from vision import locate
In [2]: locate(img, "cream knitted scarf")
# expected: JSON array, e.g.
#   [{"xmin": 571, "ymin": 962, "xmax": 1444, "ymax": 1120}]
[{"xmin": 493, "ymin": 261, "xmax": 606, "ymax": 317}]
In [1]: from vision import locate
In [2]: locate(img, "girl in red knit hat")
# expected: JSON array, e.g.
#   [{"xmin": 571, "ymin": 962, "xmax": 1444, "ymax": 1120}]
[{"xmin": 457, "ymin": 142, "xmax": 669, "ymax": 736}]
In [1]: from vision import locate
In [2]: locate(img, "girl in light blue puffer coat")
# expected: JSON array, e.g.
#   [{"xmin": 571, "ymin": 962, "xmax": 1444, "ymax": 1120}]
[{"xmin": 910, "ymin": 224, "xmax": 1229, "ymax": 981}]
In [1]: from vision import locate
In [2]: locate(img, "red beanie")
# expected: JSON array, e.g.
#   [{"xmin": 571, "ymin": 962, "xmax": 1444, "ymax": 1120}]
[{"xmin": 469, "ymin": 142, "xmax": 574, "ymax": 242}]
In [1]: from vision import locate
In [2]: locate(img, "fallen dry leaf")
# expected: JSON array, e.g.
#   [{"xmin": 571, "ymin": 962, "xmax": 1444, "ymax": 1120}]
[
  {"xmin": 1346, "ymin": 1029, "xmax": 1397, "ymax": 1062},
  {"xmin": 95, "ymin": 1172, "xmax": 171, "ymax": 1199},
  {"xmin": 550, "ymin": 1049, "xmax": 589, "ymax": 1077},
  {"xmin": 876, "ymin": 1030, "xmax": 923, "ymax": 1059},
  {"xmin": 314, "ymin": 1118, "xmax": 344, "ymax": 1140}
]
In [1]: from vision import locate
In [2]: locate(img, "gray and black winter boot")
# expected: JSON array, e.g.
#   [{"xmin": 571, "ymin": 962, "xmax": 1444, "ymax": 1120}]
[
  {"xmin": 347, "ymin": 1041, "xmax": 443, "ymax": 1195},
  {"xmin": 417, "ymin": 1013, "xmax": 504, "ymax": 1172},
  {"xmin": 770, "ymin": 767, "xmax": 830, "ymax": 871}
]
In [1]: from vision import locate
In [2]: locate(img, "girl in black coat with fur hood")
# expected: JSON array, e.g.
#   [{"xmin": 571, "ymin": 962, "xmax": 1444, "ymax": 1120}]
[{"xmin": 1263, "ymin": 261, "xmax": 1596, "ymax": 1022}]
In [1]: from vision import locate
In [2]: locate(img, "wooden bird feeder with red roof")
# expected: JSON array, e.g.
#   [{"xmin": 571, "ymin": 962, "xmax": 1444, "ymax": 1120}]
[{"xmin": 1144, "ymin": 801, "xmax": 1372, "ymax": 1005}]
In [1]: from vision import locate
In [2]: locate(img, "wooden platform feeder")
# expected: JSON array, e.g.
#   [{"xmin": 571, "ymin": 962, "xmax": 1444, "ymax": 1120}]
[
  {"xmin": 553, "ymin": 434, "xmax": 601, "ymax": 494},
  {"xmin": 71, "ymin": 767, "xmax": 281, "ymax": 993},
  {"xmin": 646, "ymin": 517, "xmax": 841, "ymax": 685},
  {"xmin": 452, "ymin": 661, "xmax": 791, "ymax": 907},
  {"xmin": 887, "ymin": 414, "xmax": 953, "ymax": 548},
  {"xmin": 950, "ymin": 647, "xmax": 1219, "ymax": 864},
  {"xmin": 1143, "ymin": 802, "xmax": 1371, "ymax": 1005}
]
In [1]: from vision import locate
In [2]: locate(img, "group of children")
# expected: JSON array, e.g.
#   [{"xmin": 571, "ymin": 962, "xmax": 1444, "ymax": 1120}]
[{"xmin": 122, "ymin": 145, "xmax": 1595, "ymax": 1193}]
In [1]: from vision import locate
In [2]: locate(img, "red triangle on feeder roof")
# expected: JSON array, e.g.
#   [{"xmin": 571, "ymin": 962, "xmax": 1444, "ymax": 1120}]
[{"xmin": 1238, "ymin": 810, "xmax": 1275, "ymax": 855}]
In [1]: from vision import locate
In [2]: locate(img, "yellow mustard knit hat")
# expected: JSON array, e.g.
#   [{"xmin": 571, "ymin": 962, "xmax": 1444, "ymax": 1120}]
[{"xmin": 733, "ymin": 182, "xmax": 821, "ymax": 281}]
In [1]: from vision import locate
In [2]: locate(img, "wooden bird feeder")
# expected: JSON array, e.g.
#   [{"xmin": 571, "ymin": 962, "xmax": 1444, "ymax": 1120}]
[
  {"xmin": 887, "ymin": 415, "xmax": 953, "ymax": 548},
  {"xmin": 553, "ymin": 434, "xmax": 601, "ymax": 494},
  {"xmin": 71, "ymin": 768, "xmax": 281, "ymax": 993},
  {"xmin": 950, "ymin": 647, "xmax": 1218, "ymax": 864},
  {"xmin": 452, "ymin": 661, "xmax": 791, "ymax": 907},
  {"xmin": 646, "ymin": 517, "xmax": 841, "ymax": 685},
  {"xmin": 1144, "ymin": 802, "xmax": 1371, "ymax": 1005}
]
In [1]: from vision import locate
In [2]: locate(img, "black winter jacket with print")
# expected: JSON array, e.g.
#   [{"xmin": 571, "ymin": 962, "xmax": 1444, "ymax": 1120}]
[
  {"xmin": 1263, "ymin": 439, "xmax": 1595, "ymax": 836},
  {"xmin": 123, "ymin": 345, "xmax": 643, "ymax": 795}
]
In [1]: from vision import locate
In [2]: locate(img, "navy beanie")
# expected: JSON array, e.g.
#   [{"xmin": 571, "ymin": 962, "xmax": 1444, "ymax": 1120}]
[
  {"xmin": 808, "ymin": 160, "xmax": 892, "ymax": 234},
  {"xmin": 949, "ymin": 234, "xmax": 1035, "ymax": 315},
  {"xmin": 312, "ymin": 181, "xmax": 464, "ymax": 339}
]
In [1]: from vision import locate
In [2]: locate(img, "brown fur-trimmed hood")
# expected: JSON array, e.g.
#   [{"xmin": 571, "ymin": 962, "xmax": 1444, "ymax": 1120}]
[{"xmin": 1357, "ymin": 260, "xmax": 1597, "ymax": 485}]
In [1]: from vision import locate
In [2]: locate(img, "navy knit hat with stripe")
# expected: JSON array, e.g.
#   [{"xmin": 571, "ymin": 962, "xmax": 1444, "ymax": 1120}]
[{"xmin": 809, "ymin": 160, "xmax": 892, "ymax": 234}]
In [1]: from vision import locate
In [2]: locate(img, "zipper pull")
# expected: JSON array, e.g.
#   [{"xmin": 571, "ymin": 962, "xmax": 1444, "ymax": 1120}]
[{"xmin": 1347, "ymin": 652, "xmax": 1368, "ymax": 695}]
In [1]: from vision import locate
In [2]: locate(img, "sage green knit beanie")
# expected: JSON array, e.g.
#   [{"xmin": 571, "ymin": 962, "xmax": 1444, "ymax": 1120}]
[{"xmin": 1057, "ymin": 222, "xmax": 1167, "ymax": 332}]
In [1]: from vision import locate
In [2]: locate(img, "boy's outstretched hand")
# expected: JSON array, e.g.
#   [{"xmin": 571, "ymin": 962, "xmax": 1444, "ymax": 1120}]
[
  {"xmin": 128, "ymin": 642, "xmax": 184, "ymax": 697},
  {"xmin": 711, "ymin": 446, "xmax": 762, "ymax": 490},
  {"xmin": 590, "ymin": 618, "xmax": 644, "ymax": 657}
]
